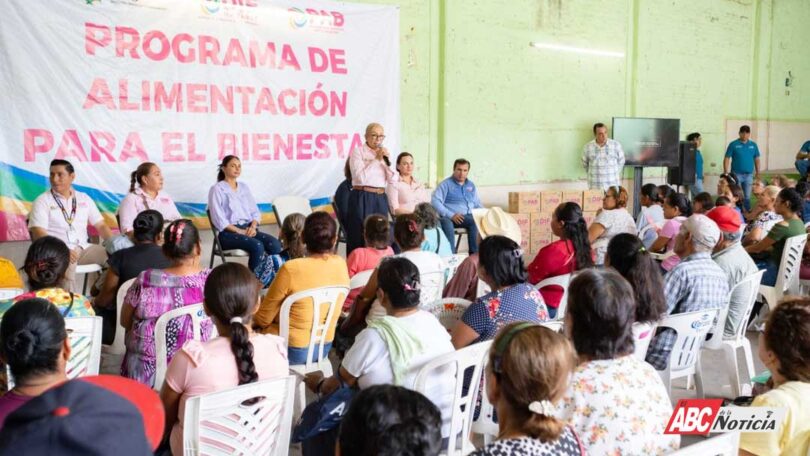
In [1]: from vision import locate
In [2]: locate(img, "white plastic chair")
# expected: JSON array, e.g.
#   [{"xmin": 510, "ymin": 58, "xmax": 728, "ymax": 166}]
[
  {"xmin": 413, "ymin": 340, "xmax": 492, "ymax": 456},
  {"xmin": 757, "ymin": 234, "xmax": 806, "ymax": 314},
  {"xmin": 0, "ymin": 288, "xmax": 23, "ymax": 300},
  {"xmin": 700, "ymin": 270, "xmax": 765, "ymax": 397},
  {"xmin": 206, "ymin": 210, "xmax": 249, "ymax": 268},
  {"xmin": 655, "ymin": 309, "xmax": 719, "ymax": 398},
  {"xmin": 182, "ymin": 375, "xmax": 296, "ymax": 456},
  {"xmin": 419, "ymin": 269, "xmax": 449, "ymax": 309},
  {"xmin": 637, "ymin": 223, "xmax": 658, "ymax": 246},
  {"xmin": 424, "ymin": 297, "xmax": 471, "ymax": 331},
  {"xmin": 540, "ymin": 320, "xmax": 564, "ymax": 333},
  {"xmin": 8, "ymin": 316, "xmax": 103, "ymax": 389},
  {"xmin": 668, "ymin": 432, "xmax": 740, "ymax": 455},
  {"xmin": 279, "ymin": 285, "xmax": 348, "ymax": 418},
  {"xmin": 101, "ymin": 277, "xmax": 136, "ymax": 357},
  {"xmin": 272, "ymin": 196, "xmax": 312, "ymax": 226},
  {"xmin": 349, "ymin": 269, "xmax": 374, "ymax": 290},
  {"xmin": 153, "ymin": 303, "xmax": 211, "ymax": 390},
  {"xmin": 632, "ymin": 321, "xmax": 657, "ymax": 361},
  {"xmin": 533, "ymin": 273, "xmax": 572, "ymax": 321},
  {"xmin": 75, "ymin": 263, "xmax": 103, "ymax": 295},
  {"xmin": 471, "ymin": 354, "xmax": 498, "ymax": 444}
]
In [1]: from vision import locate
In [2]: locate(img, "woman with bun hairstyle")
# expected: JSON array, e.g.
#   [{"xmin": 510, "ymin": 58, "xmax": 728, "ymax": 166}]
[
  {"xmin": 208, "ymin": 155, "xmax": 282, "ymax": 273},
  {"xmin": 470, "ymin": 322, "xmax": 583, "ymax": 456},
  {"xmin": 588, "ymin": 186, "xmax": 636, "ymax": 265},
  {"xmin": 161, "ymin": 263, "xmax": 289, "ymax": 455},
  {"xmin": 306, "ymin": 257, "xmax": 455, "ymax": 437},
  {"xmin": 0, "ymin": 298, "xmax": 70, "ymax": 425},
  {"xmin": 528, "ymin": 202, "xmax": 593, "ymax": 317},
  {"xmin": 0, "ymin": 236, "xmax": 95, "ymax": 319},
  {"xmin": 118, "ymin": 162, "xmax": 181, "ymax": 235},
  {"xmin": 121, "ymin": 219, "xmax": 212, "ymax": 388},
  {"xmin": 93, "ymin": 210, "xmax": 171, "ymax": 344}
]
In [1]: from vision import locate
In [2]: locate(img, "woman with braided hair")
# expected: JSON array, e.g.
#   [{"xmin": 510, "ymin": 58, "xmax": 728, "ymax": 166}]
[
  {"xmin": 0, "ymin": 236, "xmax": 95, "ymax": 319},
  {"xmin": 161, "ymin": 262, "xmax": 288, "ymax": 455},
  {"xmin": 121, "ymin": 219, "xmax": 213, "ymax": 388}
]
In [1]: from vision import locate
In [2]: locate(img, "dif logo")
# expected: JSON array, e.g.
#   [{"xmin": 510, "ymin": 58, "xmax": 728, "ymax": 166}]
[
  {"xmin": 201, "ymin": 0, "xmax": 257, "ymax": 15},
  {"xmin": 288, "ymin": 7, "xmax": 345, "ymax": 30}
]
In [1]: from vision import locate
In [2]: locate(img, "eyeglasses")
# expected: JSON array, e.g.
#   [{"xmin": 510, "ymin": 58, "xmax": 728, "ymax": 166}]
[{"xmin": 368, "ymin": 134, "xmax": 386, "ymax": 140}]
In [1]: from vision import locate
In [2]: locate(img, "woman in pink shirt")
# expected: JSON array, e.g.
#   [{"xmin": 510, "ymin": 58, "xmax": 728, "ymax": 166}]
[
  {"xmin": 160, "ymin": 262, "xmax": 289, "ymax": 455},
  {"xmin": 344, "ymin": 215, "xmax": 394, "ymax": 310},
  {"xmin": 118, "ymin": 162, "xmax": 181, "ymax": 235},
  {"xmin": 528, "ymin": 203, "xmax": 593, "ymax": 318},
  {"xmin": 386, "ymin": 152, "xmax": 431, "ymax": 215},
  {"xmin": 650, "ymin": 192, "xmax": 692, "ymax": 272}
]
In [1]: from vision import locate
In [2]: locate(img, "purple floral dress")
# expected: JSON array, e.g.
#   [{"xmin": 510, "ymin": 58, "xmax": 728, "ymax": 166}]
[{"xmin": 121, "ymin": 269, "xmax": 213, "ymax": 388}]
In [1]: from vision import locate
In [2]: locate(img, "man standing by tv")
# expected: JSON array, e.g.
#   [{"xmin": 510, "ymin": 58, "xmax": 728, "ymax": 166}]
[
  {"xmin": 582, "ymin": 122, "xmax": 625, "ymax": 190},
  {"xmin": 723, "ymin": 125, "xmax": 760, "ymax": 211}
]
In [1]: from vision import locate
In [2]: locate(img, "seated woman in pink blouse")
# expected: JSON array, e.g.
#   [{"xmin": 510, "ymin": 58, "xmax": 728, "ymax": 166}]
[
  {"xmin": 118, "ymin": 162, "xmax": 181, "ymax": 235},
  {"xmin": 121, "ymin": 220, "xmax": 213, "ymax": 388},
  {"xmin": 386, "ymin": 152, "xmax": 431, "ymax": 215},
  {"xmin": 161, "ymin": 262, "xmax": 289, "ymax": 456},
  {"xmin": 649, "ymin": 192, "xmax": 691, "ymax": 272}
]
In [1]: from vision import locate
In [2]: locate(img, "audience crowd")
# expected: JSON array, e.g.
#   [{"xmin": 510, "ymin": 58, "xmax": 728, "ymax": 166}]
[{"xmin": 1, "ymin": 128, "xmax": 810, "ymax": 455}]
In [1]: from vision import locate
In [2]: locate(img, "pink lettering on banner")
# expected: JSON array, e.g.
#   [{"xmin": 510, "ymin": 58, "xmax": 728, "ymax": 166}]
[
  {"xmin": 85, "ymin": 23, "xmax": 111, "ymax": 55},
  {"xmin": 162, "ymin": 132, "xmax": 184, "ymax": 161},
  {"xmin": 115, "ymin": 26, "xmax": 140, "ymax": 59},
  {"xmin": 186, "ymin": 84, "xmax": 208, "ymax": 113},
  {"xmin": 23, "ymin": 129, "xmax": 54, "ymax": 162},
  {"xmin": 307, "ymin": 47, "xmax": 347, "ymax": 74},
  {"xmin": 89, "ymin": 131, "xmax": 117, "ymax": 161},
  {"xmin": 55, "ymin": 130, "xmax": 88, "ymax": 162},
  {"xmin": 296, "ymin": 134, "xmax": 312, "ymax": 159},
  {"xmin": 172, "ymin": 33, "xmax": 195, "ymax": 63},
  {"xmin": 119, "ymin": 132, "xmax": 148, "ymax": 162},
  {"xmin": 143, "ymin": 31, "xmax": 170, "ymax": 61},
  {"xmin": 214, "ymin": 132, "xmax": 361, "ymax": 161},
  {"xmin": 253, "ymin": 133, "xmax": 271, "ymax": 161},
  {"xmin": 118, "ymin": 79, "xmax": 138, "ymax": 111},
  {"xmin": 83, "ymin": 78, "xmax": 115, "ymax": 110}
]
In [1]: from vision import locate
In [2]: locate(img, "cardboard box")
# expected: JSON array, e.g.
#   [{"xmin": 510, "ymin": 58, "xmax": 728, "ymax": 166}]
[
  {"xmin": 562, "ymin": 190, "xmax": 583, "ymax": 207},
  {"xmin": 508, "ymin": 192, "xmax": 541, "ymax": 213},
  {"xmin": 530, "ymin": 212, "xmax": 553, "ymax": 236},
  {"xmin": 582, "ymin": 211, "xmax": 598, "ymax": 227},
  {"xmin": 508, "ymin": 213, "xmax": 531, "ymax": 242},
  {"xmin": 540, "ymin": 191, "xmax": 562, "ymax": 212},
  {"xmin": 582, "ymin": 190, "xmax": 604, "ymax": 212},
  {"xmin": 529, "ymin": 231, "xmax": 554, "ymax": 254}
]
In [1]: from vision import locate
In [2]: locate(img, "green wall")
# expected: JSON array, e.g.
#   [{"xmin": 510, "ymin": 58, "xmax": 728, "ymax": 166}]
[{"xmin": 359, "ymin": 0, "xmax": 810, "ymax": 186}]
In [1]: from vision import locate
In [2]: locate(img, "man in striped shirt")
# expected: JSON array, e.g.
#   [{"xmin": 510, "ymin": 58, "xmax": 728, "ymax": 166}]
[
  {"xmin": 646, "ymin": 214, "xmax": 729, "ymax": 370},
  {"xmin": 582, "ymin": 122, "xmax": 625, "ymax": 190}
]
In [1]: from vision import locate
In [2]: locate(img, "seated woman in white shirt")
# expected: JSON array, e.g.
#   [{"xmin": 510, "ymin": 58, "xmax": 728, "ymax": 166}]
[
  {"xmin": 305, "ymin": 257, "xmax": 455, "ymax": 436},
  {"xmin": 118, "ymin": 162, "xmax": 181, "ymax": 236}
]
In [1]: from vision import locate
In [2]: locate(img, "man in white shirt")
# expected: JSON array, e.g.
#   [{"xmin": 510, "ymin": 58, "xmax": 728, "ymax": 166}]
[
  {"xmin": 28, "ymin": 159, "xmax": 113, "ymax": 292},
  {"xmin": 582, "ymin": 122, "xmax": 625, "ymax": 190}
]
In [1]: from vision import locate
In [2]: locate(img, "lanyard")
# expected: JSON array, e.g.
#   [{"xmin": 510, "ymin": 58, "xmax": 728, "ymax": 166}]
[{"xmin": 51, "ymin": 189, "xmax": 77, "ymax": 226}]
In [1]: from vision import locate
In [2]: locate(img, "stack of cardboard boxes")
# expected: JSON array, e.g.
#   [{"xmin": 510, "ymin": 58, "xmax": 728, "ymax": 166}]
[{"xmin": 508, "ymin": 189, "xmax": 604, "ymax": 256}]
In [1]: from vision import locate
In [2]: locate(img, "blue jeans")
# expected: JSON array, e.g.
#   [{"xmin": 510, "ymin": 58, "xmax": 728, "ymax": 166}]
[
  {"xmin": 737, "ymin": 172, "xmax": 753, "ymax": 211},
  {"xmin": 288, "ymin": 342, "xmax": 332, "ymax": 365},
  {"xmin": 689, "ymin": 178, "xmax": 704, "ymax": 197},
  {"xmin": 439, "ymin": 214, "xmax": 479, "ymax": 254},
  {"xmin": 218, "ymin": 226, "xmax": 281, "ymax": 271},
  {"xmin": 796, "ymin": 160, "xmax": 810, "ymax": 179},
  {"xmin": 756, "ymin": 259, "xmax": 778, "ymax": 287}
]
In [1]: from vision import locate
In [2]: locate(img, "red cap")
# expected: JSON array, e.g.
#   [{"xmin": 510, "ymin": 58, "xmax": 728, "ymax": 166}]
[
  {"xmin": 80, "ymin": 375, "xmax": 165, "ymax": 450},
  {"xmin": 705, "ymin": 206, "xmax": 741, "ymax": 233}
]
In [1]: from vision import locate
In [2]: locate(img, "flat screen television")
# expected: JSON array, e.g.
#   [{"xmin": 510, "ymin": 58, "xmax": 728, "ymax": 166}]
[{"xmin": 611, "ymin": 117, "xmax": 680, "ymax": 167}]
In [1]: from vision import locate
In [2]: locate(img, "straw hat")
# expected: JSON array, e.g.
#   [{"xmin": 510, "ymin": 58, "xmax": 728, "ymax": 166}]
[{"xmin": 472, "ymin": 207, "xmax": 522, "ymax": 244}]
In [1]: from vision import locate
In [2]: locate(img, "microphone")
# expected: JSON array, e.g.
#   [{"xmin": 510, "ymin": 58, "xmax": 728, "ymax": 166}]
[{"xmin": 382, "ymin": 154, "xmax": 391, "ymax": 167}]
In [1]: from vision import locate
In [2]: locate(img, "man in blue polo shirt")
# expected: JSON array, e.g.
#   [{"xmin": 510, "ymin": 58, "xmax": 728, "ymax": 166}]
[
  {"xmin": 794, "ymin": 139, "xmax": 810, "ymax": 179},
  {"xmin": 432, "ymin": 158, "xmax": 483, "ymax": 254},
  {"xmin": 686, "ymin": 132, "xmax": 704, "ymax": 196},
  {"xmin": 723, "ymin": 125, "xmax": 760, "ymax": 211}
]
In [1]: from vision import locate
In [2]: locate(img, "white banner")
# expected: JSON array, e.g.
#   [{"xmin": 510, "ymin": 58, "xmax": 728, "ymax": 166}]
[{"xmin": 0, "ymin": 0, "xmax": 399, "ymax": 241}]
